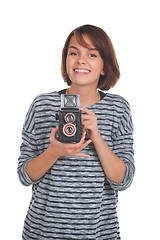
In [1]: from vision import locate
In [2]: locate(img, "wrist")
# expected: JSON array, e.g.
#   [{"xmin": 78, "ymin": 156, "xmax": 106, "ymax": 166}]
[
  {"xmin": 92, "ymin": 132, "xmax": 103, "ymax": 144},
  {"xmin": 47, "ymin": 144, "xmax": 61, "ymax": 160}
]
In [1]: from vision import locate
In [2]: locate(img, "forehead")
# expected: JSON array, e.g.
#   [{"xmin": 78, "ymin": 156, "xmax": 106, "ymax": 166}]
[{"xmin": 68, "ymin": 34, "xmax": 95, "ymax": 49}]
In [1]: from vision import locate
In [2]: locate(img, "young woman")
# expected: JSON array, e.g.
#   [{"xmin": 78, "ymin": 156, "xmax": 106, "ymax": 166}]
[{"xmin": 18, "ymin": 24, "xmax": 135, "ymax": 240}]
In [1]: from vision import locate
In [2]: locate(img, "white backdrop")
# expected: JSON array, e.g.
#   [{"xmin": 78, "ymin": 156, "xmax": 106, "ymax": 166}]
[{"xmin": 1, "ymin": 0, "xmax": 160, "ymax": 239}]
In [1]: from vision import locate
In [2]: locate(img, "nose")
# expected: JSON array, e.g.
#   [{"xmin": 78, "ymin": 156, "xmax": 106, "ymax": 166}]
[{"xmin": 76, "ymin": 54, "xmax": 86, "ymax": 65}]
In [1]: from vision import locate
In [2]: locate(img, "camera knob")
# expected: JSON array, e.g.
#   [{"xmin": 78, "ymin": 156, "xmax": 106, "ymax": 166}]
[{"xmin": 56, "ymin": 113, "xmax": 59, "ymax": 120}]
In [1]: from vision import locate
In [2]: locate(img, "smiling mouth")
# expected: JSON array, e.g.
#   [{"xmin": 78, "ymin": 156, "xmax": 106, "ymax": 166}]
[{"xmin": 74, "ymin": 68, "xmax": 90, "ymax": 73}]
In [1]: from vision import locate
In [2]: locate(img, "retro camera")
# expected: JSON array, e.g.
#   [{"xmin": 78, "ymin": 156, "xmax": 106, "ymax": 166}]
[{"xmin": 56, "ymin": 94, "xmax": 82, "ymax": 143}]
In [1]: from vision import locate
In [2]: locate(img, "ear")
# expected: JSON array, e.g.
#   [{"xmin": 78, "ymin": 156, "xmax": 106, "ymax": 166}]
[{"xmin": 101, "ymin": 69, "xmax": 105, "ymax": 76}]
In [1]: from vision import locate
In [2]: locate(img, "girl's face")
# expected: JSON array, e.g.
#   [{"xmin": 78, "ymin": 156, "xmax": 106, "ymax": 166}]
[{"xmin": 66, "ymin": 34, "xmax": 104, "ymax": 88}]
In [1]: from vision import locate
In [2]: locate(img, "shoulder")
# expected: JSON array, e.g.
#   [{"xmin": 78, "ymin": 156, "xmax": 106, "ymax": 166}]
[
  {"xmin": 23, "ymin": 91, "xmax": 61, "ymax": 132},
  {"xmin": 27, "ymin": 91, "xmax": 61, "ymax": 112},
  {"xmin": 33, "ymin": 91, "xmax": 60, "ymax": 105},
  {"xmin": 104, "ymin": 93, "xmax": 133, "ymax": 134},
  {"xmin": 26, "ymin": 91, "xmax": 60, "ymax": 117},
  {"xmin": 104, "ymin": 92, "xmax": 131, "ymax": 112},
  {"xmin": 105, "ymin": 92, "xmax": 130, "ymax": 107},
  {"xmin": 24, "ymin": 91, "xmax": 61, "ymax": 131}
]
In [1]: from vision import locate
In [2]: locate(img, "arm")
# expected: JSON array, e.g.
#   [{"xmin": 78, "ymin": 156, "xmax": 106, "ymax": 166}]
[
  {"xmin": 81, "ymin": 107, "xmax": 125, "ymax": 184},
  {"xmin": 26, "ymin": 127, "xmax": 91, "ymax": 182},
  {"xmin": 25, "ymin": 143, "xmax": 59, "ymax": 183},
  {"xmin": 92, "ymin": 134, "xmax": 125, "ymax": 184},
  {"xmin": 18, "ymin": 96, "xmax": 91, "ymax": 186},
  {"xmin": 81, "ymin": 106, "xmax": 135, "ymax": 189}
]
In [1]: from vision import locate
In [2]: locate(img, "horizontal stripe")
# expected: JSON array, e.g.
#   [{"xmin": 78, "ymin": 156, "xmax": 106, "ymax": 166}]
[{"xmin": 18, "ymin": 91, "xmax": 135, "ymax": 239}]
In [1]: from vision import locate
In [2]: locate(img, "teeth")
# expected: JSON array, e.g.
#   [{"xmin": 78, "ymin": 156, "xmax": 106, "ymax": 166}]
[{"xmin": 74, "ymin": 69, "xmax": 90, "ymax": 73}]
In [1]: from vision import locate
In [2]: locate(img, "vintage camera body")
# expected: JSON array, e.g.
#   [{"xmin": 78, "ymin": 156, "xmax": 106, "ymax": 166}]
[{"xmin": 56, "ymin": 94, "xmax": 82, "ymax": 143}]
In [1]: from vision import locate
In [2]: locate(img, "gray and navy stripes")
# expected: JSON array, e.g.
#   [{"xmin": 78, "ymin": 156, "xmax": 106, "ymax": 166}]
[{"xmin": 18, "ymin": 91, "xmax": 135, "ymax": 240}]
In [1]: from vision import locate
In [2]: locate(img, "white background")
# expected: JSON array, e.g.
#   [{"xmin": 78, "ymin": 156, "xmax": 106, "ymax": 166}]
[{"xmin": 0, "ymin": 0, "xmax": 160, "ymax": 239}]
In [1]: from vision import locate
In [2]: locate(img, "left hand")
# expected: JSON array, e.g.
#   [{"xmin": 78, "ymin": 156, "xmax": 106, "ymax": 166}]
[{"xmin": 80, "ymin": 107, "xmax": 101, "ymax": 141}]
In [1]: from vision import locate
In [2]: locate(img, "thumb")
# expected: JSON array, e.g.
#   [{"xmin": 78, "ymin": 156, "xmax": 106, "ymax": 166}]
[{"xmin": 50, "ymin": 126, "xmax": 59, "ymax": 142}]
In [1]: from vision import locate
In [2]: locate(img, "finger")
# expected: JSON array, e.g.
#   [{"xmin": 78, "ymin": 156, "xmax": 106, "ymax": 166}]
[
  {"xmin": 54, "ymin": 125, "xmax": 59, "ymax": 133},
  {"xmin": 81, "ymin": 115, "xmax": 92, "ymax": 121},
  {"xmin": 71, "ymin": 131, "xmax": 86, "ymax": 147},
  {"xmin": 65, "ymin": 138, "xmax": 91, "ymax": 155},
  {"xmin": 81, "ymin": 119, "xmax": 96, "ymax": 128},
  {"xmin": 82, "ymin": 121, "xmax": 95, "ymax": 128},
  {"xmin": 81, "ymin": 130, "xmax": 86, "ymax": 138},
  {"xmin": 79, "ymin": 130, "xmax": 86, "ymax": 143},
  {"xmin": 51, "ymin": 125, "xmax": 59, "ymax": 134},
  {"xmin": 80, "ymin": 107, "xmax": 93, "ymax": 115},
  {"xmin": 64, "ymin": 131, "xmax": 86, "ymax": 149},
  {"xmin": 75, "ymin": 152, "xmax": 90, "ymax": 158},
  {"xmin": 50, "ymin": 126, "xmax": 59, "ymax": 140},
  {"xmin": 75, "ymin": 139, "xmax": 92, "ymax": 152},
  {"xmin": 60, "ymin": 130, "xmax": 87, "ymax": 151}
]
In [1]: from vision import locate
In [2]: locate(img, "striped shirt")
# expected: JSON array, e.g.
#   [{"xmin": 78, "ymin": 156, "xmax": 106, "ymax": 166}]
[{"xmin": 17, "ymin": 91, "xmax": 135, "ymax": 240}]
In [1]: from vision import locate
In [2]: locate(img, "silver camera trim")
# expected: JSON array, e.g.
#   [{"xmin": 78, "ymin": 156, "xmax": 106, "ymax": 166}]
[
  {"xmin": 63, "ymin": 123, "xmax": 77, "ymax": 137},
  {"xmin": 61, "ymin": 94, "xmax": 80, "ymax": 109}
]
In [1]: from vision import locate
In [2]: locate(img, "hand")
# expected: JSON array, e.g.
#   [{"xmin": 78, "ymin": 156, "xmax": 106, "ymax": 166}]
[
  {"xmin": 49, "ymin": 126, "xmax": 92, "ymax": 158},
  {"xmin": 80, "ymin": 107, "xmax": 101, "ymax": 141}
]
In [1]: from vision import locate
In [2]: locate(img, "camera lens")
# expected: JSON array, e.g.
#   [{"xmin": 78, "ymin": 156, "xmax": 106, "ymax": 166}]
[
  {"xmin": 66, "ymin": 126, "xmax": 74, "ymax": 134},
  {"xmin": 65, "ymin": 113, "xmax": 75, "ymax": 123},
  {"xmin": 63, "ymin": 124, "xmax": 76, "ymax": 137}
]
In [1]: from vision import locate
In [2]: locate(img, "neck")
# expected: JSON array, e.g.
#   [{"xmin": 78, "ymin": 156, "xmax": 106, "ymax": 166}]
[{"xmin": 66, "ymin": 85, "xmax": 100, "ymax": 106}]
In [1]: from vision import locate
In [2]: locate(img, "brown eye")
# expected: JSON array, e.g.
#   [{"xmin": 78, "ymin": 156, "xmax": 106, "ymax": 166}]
[
  {"xmin": 70, "ymin": 52, "xmax": 78, "ymax": 56},
  {"xmin": 89, "ymin": 54, "xmax": 97, "ymax": 57}
]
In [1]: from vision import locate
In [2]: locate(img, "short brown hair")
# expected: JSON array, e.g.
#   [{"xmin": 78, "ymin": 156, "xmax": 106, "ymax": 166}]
[{"xmin": 61, "ymin": 24, "xmax": 120, "ymax": 91}]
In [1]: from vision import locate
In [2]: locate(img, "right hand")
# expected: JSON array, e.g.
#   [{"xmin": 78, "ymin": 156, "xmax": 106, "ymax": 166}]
[{"xmin": 49, "ymin": 126, "xmax": 92, "ymax": 158}]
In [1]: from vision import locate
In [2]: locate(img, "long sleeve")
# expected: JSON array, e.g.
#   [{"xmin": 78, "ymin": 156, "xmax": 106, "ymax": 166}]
[
  {"xmin": 107, "ymin": 101, "xmax": 135, "ymax": 191},
  {"xmin": 17, "ymin": 98, "xmax": 40, "ymax": 186},
  {"xmin": 18, "ymin": 91, "xmax": 134, "ymax": 239}
]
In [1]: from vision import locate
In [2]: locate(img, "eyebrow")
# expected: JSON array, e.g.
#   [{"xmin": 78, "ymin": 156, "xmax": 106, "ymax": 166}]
[{"xmin": 69, "ymin": 45, "xmax": 98, "ymax": 51}]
